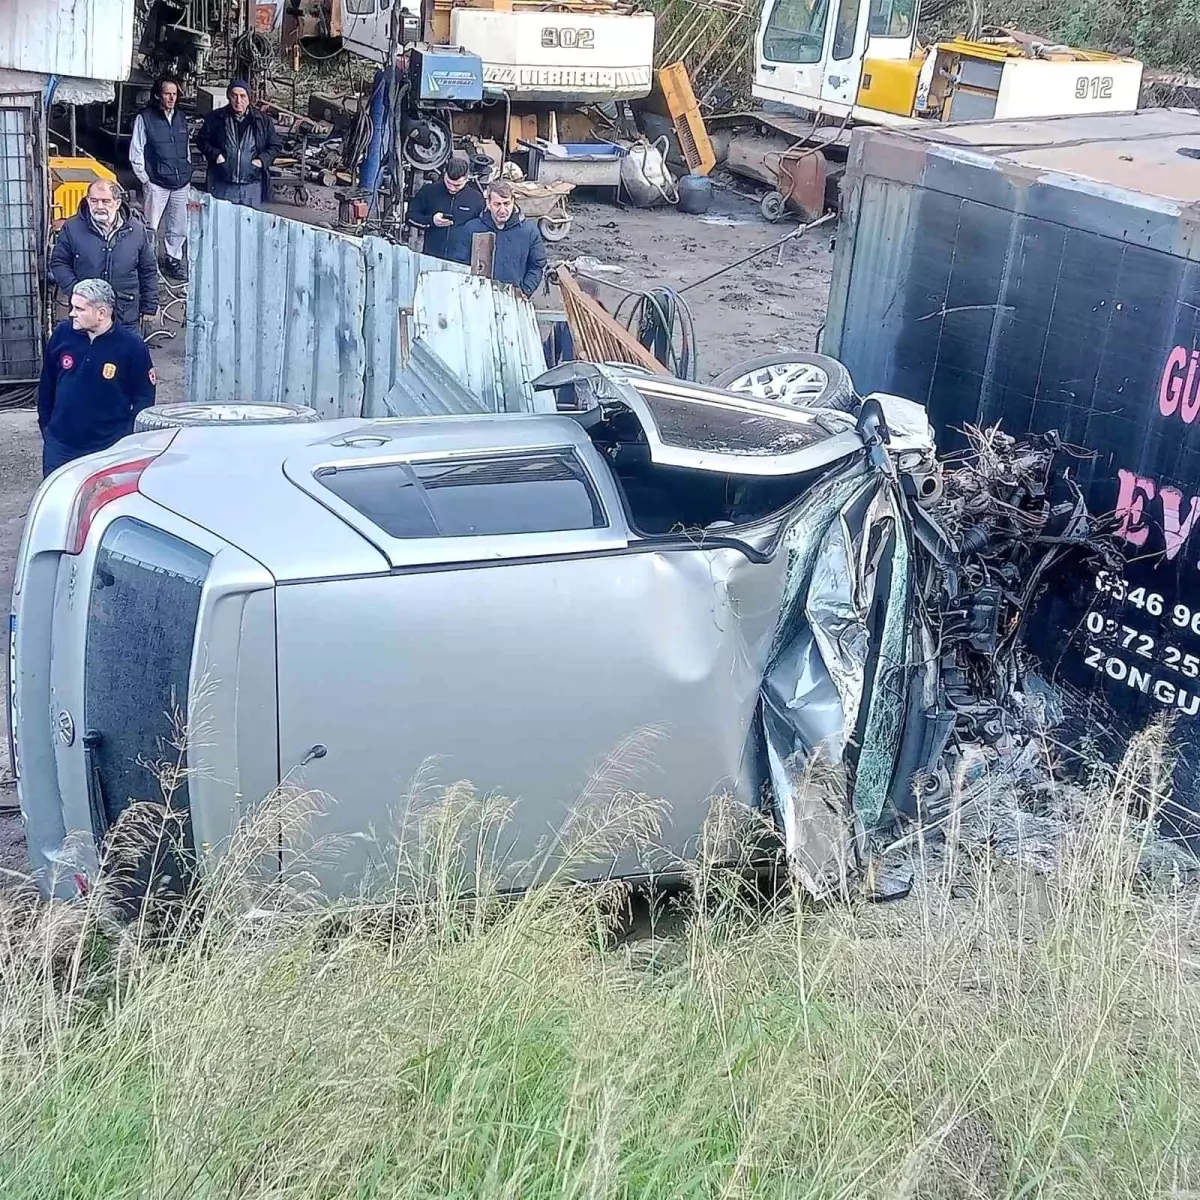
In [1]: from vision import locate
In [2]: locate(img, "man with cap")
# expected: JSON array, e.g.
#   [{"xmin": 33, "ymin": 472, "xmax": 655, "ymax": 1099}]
[
  {"xmin": 38, "ymin": 279, "xmax": 157, "ymax": 477},
  {"xmin": 196, "ymin": 80, "xmax": 279, "ymax": 208},
  {"xmin": 408, "ymin": 158, "xmax": 484, "ymax": 261},
  {"xmin": 129, "ymin": 75, "xmax": 191, "ymax": 280},
  {"xmin": 457, "ymin": 180, "xmax": 547, "ymax": 297},
  {"xmin": 49, "ymin": 179, "xmax": 159, "ymax": 331}
]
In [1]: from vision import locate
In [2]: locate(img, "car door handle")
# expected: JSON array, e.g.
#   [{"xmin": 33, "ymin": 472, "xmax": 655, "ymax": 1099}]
[{"xmin": 762, "ymin": 64, "xmax": 777, "ymax": 71}]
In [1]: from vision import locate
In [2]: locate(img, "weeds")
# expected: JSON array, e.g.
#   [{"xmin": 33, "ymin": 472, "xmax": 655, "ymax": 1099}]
[{"xmin": 0, "ymin": 726, "xmax": 1199, "ymax": 1197}]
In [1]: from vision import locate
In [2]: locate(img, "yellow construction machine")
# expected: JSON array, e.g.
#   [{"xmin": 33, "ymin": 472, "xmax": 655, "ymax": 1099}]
[{"xmin": 723, "ymin": 11, "xmax": 1143, "ymax": 218}]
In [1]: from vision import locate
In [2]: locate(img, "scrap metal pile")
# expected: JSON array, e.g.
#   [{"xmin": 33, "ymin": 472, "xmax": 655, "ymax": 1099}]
[{"xmin": 870, "ymin": 425, "xmax": 1124, "ymax": 881}]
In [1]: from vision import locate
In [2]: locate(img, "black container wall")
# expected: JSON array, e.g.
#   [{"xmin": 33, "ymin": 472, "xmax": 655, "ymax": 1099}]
[{"xmin": 826, "ymin": 110, "xmax": 1200, "ymax": 835}]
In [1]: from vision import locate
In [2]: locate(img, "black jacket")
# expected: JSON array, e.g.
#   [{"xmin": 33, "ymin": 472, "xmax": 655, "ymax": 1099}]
[
  {"xmin": 38, "ymin": 320, "xmax": 156, "ymax": 453},
  {"xmin": 458, "ymin": 208, "xmax": 547, "ymax": 297},
  {"xmin": 49, "ymin": 202, "xmax": 158, "ymax": 325},
  {"xmin": 196, "ymin": 105, "xmax": 279, "ymax": 189},
  {"xmin": 408, "ymin": 179, "xmax": 485, "ymax": 260},
  {"xmin": 140, "ymin": 104, "xmax": 192, "ymax": 191}
]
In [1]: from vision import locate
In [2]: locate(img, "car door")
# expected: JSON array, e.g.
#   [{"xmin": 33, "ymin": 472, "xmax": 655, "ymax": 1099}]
[
  {"xmin": 274, "ymin": 431, "xmax": 774, "ymax": 899},
  {"xmin": 754, "ymin": 0, "xmax": 831, "ymax": 108},
  {"xmin": 819, "ymin": 0, "xmax": 872, "ymax": 110}
]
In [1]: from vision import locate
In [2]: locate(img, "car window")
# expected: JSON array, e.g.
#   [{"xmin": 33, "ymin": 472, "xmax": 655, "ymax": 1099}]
[
  {"xmin": 868, "ymin": 0, "xmax": 914, "ymax": 36},
  {"xmin": 762, "ymin": 0, "xmax": 830, "ymax": 65},
  {"xmin": 634, "ymin": 390, "xmax": 842, "ymax": 456},
  {"xmin": 85, "ymin": 518, "xmax": 211, "ymax": 833},
  {"xmin": 317, "ymin": 451, "xmax": 607, "ymax": 538},
  {"xmin": 832, "ymin": 0, "xmax": 862, "ymax": 59}
]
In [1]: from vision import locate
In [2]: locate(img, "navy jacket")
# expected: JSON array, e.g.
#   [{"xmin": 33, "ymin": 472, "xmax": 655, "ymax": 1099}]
[
  {"xmin": 196, "ymin": 105, "xmax": 279, "ymax": 190},
  {"xmin": 457, "ymin": 208, "xmax": 547, "ymax": 297},
  {"xmin": 408, "ymin": 179, "xmax": 484, "ymax": 260},
  {"xmin": 49, "ymin": 202, "xmax": 158, "ymax": 326},
  {"xmin": 38, "ymin": 321, "xmax": 156, "ymax": 454}
]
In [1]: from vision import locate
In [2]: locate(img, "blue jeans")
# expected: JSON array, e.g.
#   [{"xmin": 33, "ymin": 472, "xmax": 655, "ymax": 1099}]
[
  {"xmin": 41, "ymin": 432, "xmax": 129, "ymax": 478},
  {"xmin": 210, "ymin": 180, "xmax": 262, "ymax": 208},
  {"xmin": 41, "ymin": 434, "xmax": 81, "ymax": 478}
]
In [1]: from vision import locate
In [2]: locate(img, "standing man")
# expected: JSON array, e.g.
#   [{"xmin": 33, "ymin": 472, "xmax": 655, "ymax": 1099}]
[
  {"xmin": 130, "ymin": 75, "xmax": 191, "ymax": 281},
  {"xmin": 458, "ymin": 181, "xmax": 547, "ymax": 297},
  {"xmin": 196, "ymin": 79, "xmax": 279, "ymax": 208},
  {"xmin": 38, "ymin": 280, "xmax": 157, "ymax": 477},
  {"xmin": 49, "ymin": 180, "xmax": 158, "ymax": 331},
  {"xmin": 408, "ymin": 158, "xmax": 484, "ymax": 261}
]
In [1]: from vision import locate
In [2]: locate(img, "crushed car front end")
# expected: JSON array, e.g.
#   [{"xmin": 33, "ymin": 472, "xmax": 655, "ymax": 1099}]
[{"xmin": 10, "ymin": 369, "xmax": 1116, "ymax": 903}]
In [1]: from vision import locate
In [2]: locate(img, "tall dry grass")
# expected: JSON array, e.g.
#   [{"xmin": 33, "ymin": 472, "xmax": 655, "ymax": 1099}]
[{"xmin": 0, "ymin": 726, "xmax": 1198, "ymax": 1197}]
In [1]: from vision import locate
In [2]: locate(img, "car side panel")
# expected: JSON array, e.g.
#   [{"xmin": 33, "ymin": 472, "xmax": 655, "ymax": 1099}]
[{"xmin": 273, "ymin": 545, "xmax": 785, "ymax": 897}]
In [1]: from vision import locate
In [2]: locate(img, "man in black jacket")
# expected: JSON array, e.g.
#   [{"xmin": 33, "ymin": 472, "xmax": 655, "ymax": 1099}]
[
  {"xmin": 458, "ymin": 181, "xmax": 547, "ymax": 297},
  {"xmin": 408, "ymin": 158, "xmax": 484, "ymax": 261},
  {"xmin": 196, "ymin": 79, "xmax": 279, "ymax": 208},
  {"xmin": 38, "ymin": 279, "xmax": 156, "ymax": 477},
  {"xmin": 49, "ymin": 180, "xmax": 158, "ymax": 330},
  {"xmin": 130, "ymin": 75, "xmax": 191, "ymax": 280}
]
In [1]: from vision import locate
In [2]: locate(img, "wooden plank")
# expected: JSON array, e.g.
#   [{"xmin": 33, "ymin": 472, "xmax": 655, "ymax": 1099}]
[
  {"xmin": 469, "ymin": 231, "xmax": 495, "ymax": 279},
  {"xmin": 557, "ymin": 267, "xmax": 671, "ymax": 376}
]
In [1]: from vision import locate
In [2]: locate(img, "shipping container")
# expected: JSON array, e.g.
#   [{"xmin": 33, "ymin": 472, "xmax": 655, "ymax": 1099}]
[{"xmin": 825, "ymin": 108, "xmax": 1200, "ymax": 833}]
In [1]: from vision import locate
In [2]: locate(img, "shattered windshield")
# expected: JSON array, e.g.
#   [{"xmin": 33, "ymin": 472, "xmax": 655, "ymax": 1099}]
[{"xmin": 641, "ymin": 392, "xmax": 847, "ymax": 456}]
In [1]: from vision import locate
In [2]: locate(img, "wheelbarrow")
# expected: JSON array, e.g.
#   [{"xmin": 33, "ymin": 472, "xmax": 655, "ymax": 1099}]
[
  {"xmin": 760, "ymin": 145, "xmax": 829, "ymax": 224},
  {"xmin": 511, "ymin": 179, "xmax": 575, "ymax": 243}
]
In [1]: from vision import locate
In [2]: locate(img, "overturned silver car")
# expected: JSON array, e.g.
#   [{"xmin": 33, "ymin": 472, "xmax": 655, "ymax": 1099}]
[{"xmin": 9, "ymin": 362, "xmax": 1107, "ymax": 900}]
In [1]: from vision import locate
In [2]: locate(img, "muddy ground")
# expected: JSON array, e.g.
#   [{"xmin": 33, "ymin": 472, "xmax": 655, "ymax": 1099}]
[{"xmin": 0, "ymin": 181, "xmax": 834, "ymax": 878}]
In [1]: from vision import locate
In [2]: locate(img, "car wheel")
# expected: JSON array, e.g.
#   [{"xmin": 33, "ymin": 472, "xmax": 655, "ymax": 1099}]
[
  {"xmin": 711, "ymin": 352, "xmax": 858, "ymax": 412},
  {"xmin": 134, "ymin": 402, "xmax": 321, "ymax": 431}
]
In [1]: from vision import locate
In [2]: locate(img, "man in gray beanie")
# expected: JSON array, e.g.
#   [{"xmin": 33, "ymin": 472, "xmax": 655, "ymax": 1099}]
[
  {"xmin": 196, "ymin": 79, "xmax": 279, "ymax": 207},
  {"xmin": 37, "ymin": 279, "xmax": 157, "ymax": 476}
]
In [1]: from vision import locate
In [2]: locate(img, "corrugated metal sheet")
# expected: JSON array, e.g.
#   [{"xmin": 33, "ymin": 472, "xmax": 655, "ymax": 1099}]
[
  {"xmin": 411, "ymin": 271, "xmax": 554, "ymax": 414},
  {"xmin": 188, "ymin": 196, "xmax": 551, "ymax": 419},
  {"xmin": 0, "ymin": 0, "xmax": 135, "ymax": 82},
  {"xmin": 188, "ymin": 198, "xmax": 367, "ymax": 417},
  {"xmin": 360, "ymin": 233, "xmax": 467, "ymax": 417},
  {"xmin": 383, "ymin": 340, "xmax": 493, "ymax": 417}
]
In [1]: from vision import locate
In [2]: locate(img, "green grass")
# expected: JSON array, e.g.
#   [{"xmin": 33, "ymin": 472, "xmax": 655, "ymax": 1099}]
[{"xmin": 0, "ymin": 731, "xmax": 1198, "ymax": 1197}]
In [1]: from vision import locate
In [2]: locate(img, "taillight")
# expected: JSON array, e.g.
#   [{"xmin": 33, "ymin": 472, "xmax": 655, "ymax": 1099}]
[{"xmin": 66, "ymin": 456, "xmax": 159, "ymax": 555}]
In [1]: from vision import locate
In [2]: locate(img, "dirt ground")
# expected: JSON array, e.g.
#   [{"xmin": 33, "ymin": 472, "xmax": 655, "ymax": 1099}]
[{"xmin": 0, "ymin": 180, "xmax": 834, "ymax": 879}]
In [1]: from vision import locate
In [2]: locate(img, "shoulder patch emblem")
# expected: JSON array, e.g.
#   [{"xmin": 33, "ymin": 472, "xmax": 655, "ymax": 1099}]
[
  {"xmin": 102, "ymin": 362, "xmax": 117, "ymax": 380},
  {"xmin": 148, "ymin": 367, "xmax": 157, "ymax": 385},
  {"xmin": 60, "ymin": 353, "xmax": 74, "ymax": 370}
]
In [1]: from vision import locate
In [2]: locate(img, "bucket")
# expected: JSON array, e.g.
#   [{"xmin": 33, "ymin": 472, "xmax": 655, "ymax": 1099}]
[{"xmin": 676, "ymin": 173, "xmax": 713, "ymax": 215}]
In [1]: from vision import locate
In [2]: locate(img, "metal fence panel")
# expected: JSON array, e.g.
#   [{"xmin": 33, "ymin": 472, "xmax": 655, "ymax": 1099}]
[
  {"xmin": 187, "ymin": 197, "xmax": 367, "ymax": 418},
  {"xmin": 189, "ymin": 197, "xmax": 552, "ymax": 420},
  {"xmin": 412, "ymin": 270, "xmax": 554, "ymax": 414},
  {"xmin": 0, "ymin": 101, "xmax": 41, "ymax": 386},
  {"xmin": 361, "ymin": 234, "xmax": 466, "ymax": 419}
]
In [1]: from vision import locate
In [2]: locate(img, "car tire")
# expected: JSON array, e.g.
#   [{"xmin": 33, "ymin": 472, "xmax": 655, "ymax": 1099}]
[
  {"xmin": 134, "ymin": 402, "xmax": 321, "ymax": 432},
  {"xmin": 711, "ymin": 352, "xmax": 858, "ymax": 412}
]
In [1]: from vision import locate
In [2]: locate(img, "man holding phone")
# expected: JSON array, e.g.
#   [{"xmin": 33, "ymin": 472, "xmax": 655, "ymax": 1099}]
[{"xmin": 408, "ymin": 158, "xmax": 483, "ymax": 261}]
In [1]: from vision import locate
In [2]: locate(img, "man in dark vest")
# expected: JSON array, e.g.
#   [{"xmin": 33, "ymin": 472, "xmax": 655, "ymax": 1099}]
[
  {"xmin": 130, "ymin": 76, "xmax": 191, "ymax": 281},
  {"xmin": 196, "ymin": 79, "xmax": 279, "ymax": 209}
]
